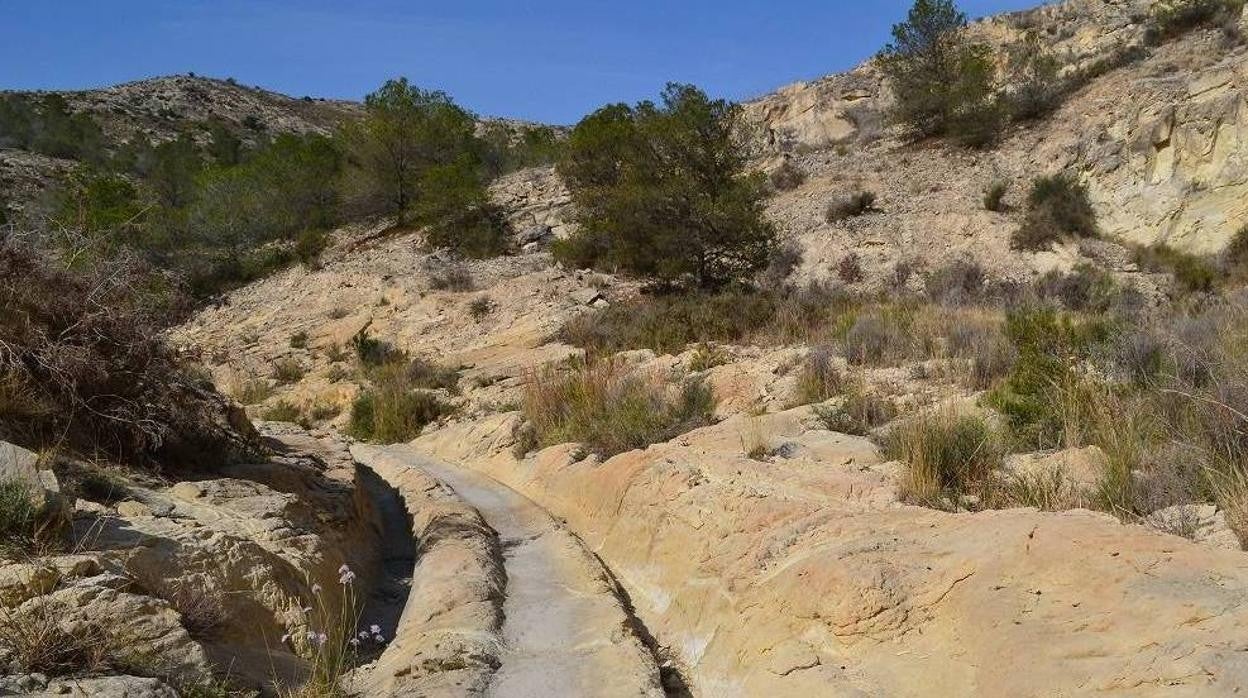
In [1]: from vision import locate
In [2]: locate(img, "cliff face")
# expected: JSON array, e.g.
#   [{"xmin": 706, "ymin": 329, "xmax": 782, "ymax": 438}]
[{"xmin": 742, "ymin": 0, "xmax": 1248, "ymax": 253}]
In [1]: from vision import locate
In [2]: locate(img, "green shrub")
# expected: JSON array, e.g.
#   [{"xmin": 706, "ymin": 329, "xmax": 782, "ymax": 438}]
[
  {"xmin": 886, "ymin": 409, "xmax": 1003, "ymax": 507},
  {"xmin": 0, "ymin": 481, "xmax": 41, "ymax": 555},
  {"xmin": 350, "ymin": 327, "xmax": 397, "ymax": 366},
  {"xmin": 75, "ymin": 468, "xmax": 129, "ymax": 505},
  {"xmin": 347, "ymin": 389, "xmax": 450, "ymax": 443},
  {"xmin": 983, "ymin": 180, "xmax": 1009, "ymax": 212},
  {"xmin": 228, "ymin": 376, "xmax": 272, "ymax": 405},
  {"xmin": 1133, "ymin": 243, "xmax": 1217, "ymax": 294},
  {"xmin": 812, "ymin": 384, "xmax": 897, "ymax": 436},
  {"xmin": 522, "ymin": 359, "xmax": 715, "ymax": 457},
  {"xmin": 826, "ymin": 192, "xmax": 876, "ymax": 222},
  {"xmin": 988, "ymin": 306, "xmax": 1113, "ymax": 447},
  {"xmin": 1011, "ymin": 173, "xmax": 1098, "ymax": 250},
  {"xmin": 560, "ymin": 290, "xmax": 781, "ymax": 355}
]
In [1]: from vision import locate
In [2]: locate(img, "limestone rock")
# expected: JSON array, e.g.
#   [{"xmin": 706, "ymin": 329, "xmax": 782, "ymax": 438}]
[
  {"xmin": 1147, "ymin": 503, "xmax": 1243, "ymax": 550},
  {"xmin": 38, "ymin": 675, "xmax": 179, "ymax": 697}
]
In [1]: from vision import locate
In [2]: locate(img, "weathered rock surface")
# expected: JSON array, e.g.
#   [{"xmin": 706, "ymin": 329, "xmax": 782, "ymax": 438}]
[
  {"xmin": 414, "ymin": 409, "xmax": 1248, "ymax": 696},
  {"xmin": 350, "ymin": 444, "xmax": 505, "ymax": 697},
  {"xmin": 353, "ymin": 444, "xmax": 665, "ymax": 698}
]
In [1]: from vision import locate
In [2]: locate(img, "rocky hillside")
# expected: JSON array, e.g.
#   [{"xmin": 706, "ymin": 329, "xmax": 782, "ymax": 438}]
[{"xmin": 744, "ymin": 0, "xmax": 1248, "ymax": 264}]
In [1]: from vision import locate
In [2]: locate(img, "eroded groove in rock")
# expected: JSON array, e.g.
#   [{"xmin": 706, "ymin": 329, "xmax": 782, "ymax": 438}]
[
  {"xmin": 357, "ymin": 444, "xmax": 666, "ymax": 698},
  {"xmin": 351, "ymin": 444, "xmax": 507, "ymax": 697}
]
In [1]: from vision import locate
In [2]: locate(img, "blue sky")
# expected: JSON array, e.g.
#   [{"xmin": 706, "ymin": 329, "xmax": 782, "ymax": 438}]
[{"xmin": 2, "ymin": 0, "xmax": 1039, "ymax": 124}]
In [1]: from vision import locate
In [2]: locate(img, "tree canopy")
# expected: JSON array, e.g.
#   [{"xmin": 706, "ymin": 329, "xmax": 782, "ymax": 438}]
[
  {"xmin": 556, "ymin": 83, "xmax": 776, "ymax": 288},
  {"xmin": 878, "ymin": 0, "xmax": 1002, "ymax": 147}
]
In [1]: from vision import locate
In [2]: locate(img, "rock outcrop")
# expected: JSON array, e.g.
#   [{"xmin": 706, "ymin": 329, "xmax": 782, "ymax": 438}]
[{"xmin": 413, "ymin": 408, "xmax": 1248, "ymax": 696}]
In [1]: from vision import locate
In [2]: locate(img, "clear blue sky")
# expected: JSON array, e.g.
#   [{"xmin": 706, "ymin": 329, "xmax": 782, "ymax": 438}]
[{"xmin": 2, "ymin": 0, "xmax": 1040, "ymax": 125}]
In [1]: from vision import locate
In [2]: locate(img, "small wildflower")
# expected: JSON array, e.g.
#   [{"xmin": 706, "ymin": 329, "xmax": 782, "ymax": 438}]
[
  {"xmin": 305, "ymin": 631, "xmax": 317, "ymax": 642},
  {"xmin": 349, "ymin": 638, "xmax": 360, "ymax": 647},
  {"xmin": 316, "ymin": 633, "xmax": 328, "ymax": 646},
  {"xmin": 373, "ymin": 634, "xmax": 385, "ymax": 643},
  {"xmin": 369, "ymin": 624, "xmax": 381, "ymax": 635},
  {"xmin": 281, "ymin": 633, "xmax": 292, "ymax": 643},
  {"xmin": 311, "ymin": 583, "xmax": 322, "ymax": 595},
  {"xmin": 302, "ymin": 606, "xmax": 313, "ymax": 613},
  {"xmin": 358, "ymin": 630, "xmax": 370, "ymax": 639},
  {"xmin": 339, "ymin": 569, "xmax": 356, "ymax": 584},
  {"xmin": 338, "ymin": 564, "xmax": 351, "ymax": 574}
]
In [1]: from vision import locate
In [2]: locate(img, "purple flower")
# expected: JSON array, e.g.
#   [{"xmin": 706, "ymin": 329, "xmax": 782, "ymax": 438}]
[
  {"xmin": 316, "ymin": 633, "xmax": 328, "ymax": 646},
  {"xmin": 369, "ymin": 624, "xmax": 381, "ymax": 634}
]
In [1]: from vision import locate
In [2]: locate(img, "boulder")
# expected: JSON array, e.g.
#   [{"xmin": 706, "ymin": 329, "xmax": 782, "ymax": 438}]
[
  {"xmin": 0, "ymin": 440, "xmax": 71, "ymax": 525},
  {"xmin": 570, "ymin": 288, "xmax": 605, "ymax": 306}
]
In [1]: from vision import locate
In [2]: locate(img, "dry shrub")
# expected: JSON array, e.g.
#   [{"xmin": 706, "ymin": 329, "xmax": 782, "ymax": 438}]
[
  {"xmin": 812, "ymin": 382, "xmax": 897, "ymax": 436},
  {"xmin": 522, "ymin": 359, "xmax": 715, "ymax": 457},
  {"xmin": 272, "ymin": 358, "xmax": 306, "ymax": 385},
  {"xmin": 0, "ymin": 233, "xmax": 256, "ymax": 469},
  {"xmin": 428, "ymin": 264, "xmax": 474, "ymax": 292},
  {"xmin": 826, "ymin": 191, "xmax": 876, "ymax": 223},
  {"xmin": 769, "ymin": 161, "xmax": 807, "ymax": 192},
  {"xmin": 836, "ymin": 253, "xmax": 864, "ymax": 284},
  {"xmin": 1011, "ymin": 173, "xmax": 1098, "ymax": 250},
  {"xmin": 988, "ymin": 466, "xmax": 1083, "ymax": 511}
]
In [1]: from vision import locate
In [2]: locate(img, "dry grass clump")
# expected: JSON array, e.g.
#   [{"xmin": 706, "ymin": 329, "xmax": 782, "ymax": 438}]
[
  {"xmin": 794, "ymin": 347, "xmax": 845, "ymax": 405},
  {"xmin": 983, "ymin": 180, "xmax": 1009, "ymax": 212},
  {"xmin": 0, "ymin": 597, "xmax": 114, "ymax": 676},
  {"xmin": 826, "ymin": 191, "xmax": 876, "ymax": 223},
  {"xmin": 428, "ymin": 264, "xmax": 474, "ymax": 292},
  {"xmin": 988, "ymin": 466, "xmax": 1084, "ymax": 511},
  {"xmin": 886, "ymin": 409, "xmax": 1004, "ymax": 508},
  {"xmin": 228, "ymin": 375, "xmax": 274, "ymax": 405},
  {"xmin": 812, "ymin": 384, "xmax": 897, "ymax": 436},
  {"xmin": 272, "ymin": 358, "xmax": 307, "ymax": 385},
  {"xmin": 522, "ymin": 359, "xmax": 715, "ymax": 457},
  {"xmin": 769, "ymin": 161, "xmax": 807, "ymax": 192},
  {"xmin": 262, "ymin": 401, "xmax": 303, "ymax": 423}
]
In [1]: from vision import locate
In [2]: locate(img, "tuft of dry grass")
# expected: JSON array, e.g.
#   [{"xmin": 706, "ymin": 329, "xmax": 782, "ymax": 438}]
[
  {"xmin": 0, "ymin": 596, "xmax": 114, "ymax": 676},
  {"xmin": 522, "ymin": 359, "xmax": 715, "ymax": 457},
  {"xmin": 887, "ymin": 409, "xmax": 1004, "ymax": 508}
]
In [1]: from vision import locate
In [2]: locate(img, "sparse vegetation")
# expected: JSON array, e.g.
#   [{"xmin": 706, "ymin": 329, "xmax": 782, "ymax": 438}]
[
  {"xmin": 1145, "ymin": 0, "xmax": 1245, "ymax": 44},
  {"xmin": 262, "ymin": 401, "xmax": 302, "ymax": 423},
  {"xmin": 522, "ymin": 359, "xmax": 715, "ymax": 457},
  {"xmin": 429, "ymin": 264, "xmax": 475, "ymax": 292},
  {"xmin": 836, "ymin": 253, "xmax": 865, "ymax": 283},
  {"xmin": 1132, "ymin": 243, "xmax": 1217, "ymax": 294},
  {"xmin": 289, "ymin": 331, "xmax": 309, "ymax": 349}
]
